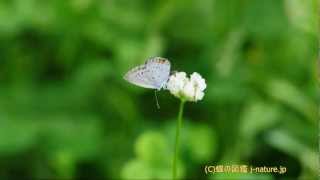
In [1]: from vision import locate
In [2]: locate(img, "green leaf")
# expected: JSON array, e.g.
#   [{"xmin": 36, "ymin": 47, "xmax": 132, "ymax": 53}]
[
  {"xmin": 0, "ymin": 117, "xmax": 39, "ymax": 154},
  {"xmin": 285, "ymin": 0, "xmax": 318, "ymax": 35},
  {"xmin": 134, "ymin": 131, "xmax": 170, "ymax": 165},
  {"xmin": 185, "ymin": 124, "xmax": 217, "ymax": 162},
  {"xmin": 121, "ymin": 159, "xmax": 153, "ymax": 179},
  {"xmin": 43, "ymin": 116, "xmax": 103, "ymax": 160},
  {"xmin": 266, "ymin": 79, "xmax": 317, "ymax": 124},
  {"xmin": 240, "ymin": 101, "xmax": 280, "ymax": 139},
  {"xmin": 265, "ymin": 130, "xmax": 318, "ymax": 173}
]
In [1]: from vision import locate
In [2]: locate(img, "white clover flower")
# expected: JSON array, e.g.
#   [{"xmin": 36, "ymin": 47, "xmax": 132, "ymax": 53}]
[
  {"xmin": 166, "ymin": 72, "xmax": 206, "ymax": 102},
  {"xmin": 166, "ymin": 72, "xmax": 188, "ymax": 95}
]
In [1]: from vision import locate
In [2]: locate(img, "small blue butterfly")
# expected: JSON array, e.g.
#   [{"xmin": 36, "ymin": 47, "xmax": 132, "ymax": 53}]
[{"xmin": 124, "ymin": 57, "xmax": 171, "ymax": 90}]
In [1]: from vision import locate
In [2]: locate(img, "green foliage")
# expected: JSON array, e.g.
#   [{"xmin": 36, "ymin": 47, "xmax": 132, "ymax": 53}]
[
  {"xmin": 134, "ymin": 131, "xmax": 170, "ymax": 164},
  {"xmin": 121, "ymin": 131, "xmax": 184, "ymax": 179},
  {"xmin": 185, "ymin": 124, "xmax": 217, "ymax": 162},
  {"xmin": 0, "ymin": 0, "xmax": 318, "ymax": 179}
]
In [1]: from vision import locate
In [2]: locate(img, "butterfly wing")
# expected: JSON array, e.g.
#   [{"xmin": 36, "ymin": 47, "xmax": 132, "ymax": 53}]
[
  {"xmin": 123, "ymin": 64, "xmax": 158, "ymax": 89},
  {"xmin": 144, "ymin": 57, "xmax": 171, "ymax": 90}
]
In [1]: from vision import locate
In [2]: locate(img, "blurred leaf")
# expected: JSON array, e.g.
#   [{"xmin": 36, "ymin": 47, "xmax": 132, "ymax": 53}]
[
  {"xmin": 72, "ymin": 60, "xmax": 112, "ymax": 89},
  {"xmin": 43, "ymin": 116, "xmax": 103, "ymax": 160},
  {"xmin": 284, "ymin": 0, "xmax": 318, "ymax": 35},
  {"xmin": 50, "ymin": 150, "xmax": 75, "ymax": 178},
  {"xmin": 122, "ymin": 130, "xmax": 185, "ymax": 179},
  {"xmin": 0, "ymin": 117, "xmax": 39, "ymax": 154},
  {"xmin": 121, "ymin": 158, "xmax": 181, "ymax": 180},
  {"xmin": 121, "ymin": 159, "xmax": 153, "ymax": 179},
  {"xmin": 115, "ymin": 39, "xmax": 145, "ymax": 70},
  {"xmin": 240, "ymin": 101, "xmax": 281, "ymax": 139},
  {"xmin": 216, "ymin": 29, "xmax": 245, "ymax": 77},
  {"xmin": 266, "ymin": 79, "xmax": 317, "ymax": 124},
  {"xmin": 207, "ymin": 79, "xmax": 250, "ymax": 104},
  {"xmin": 101, "ymin": 86, "xmax": 139, "ymax": 122},
  {"xmin": 265, "ymin": 130, "xmax": 318, "ymax": 173},
  {"xmin": 165, "ymin": 0, "xmax": 214, "ymax": 43},
  {"xmin": 134, "ymin": 131, "xmax": 170, "ymax": 165},
  {"xmin": 0, "ymin": 3, "xmax": 21, "ymax": 35},
  {"xmin": 244, "ymin": 0, "xmax": 288, "ymax": 39},
  {"xmin": 185, "ymin": 124, "xmax": 217, "ymax": 162},
  {"xmin": 141, "ymin": 35, "xmax": 165, "ymax": 60}
]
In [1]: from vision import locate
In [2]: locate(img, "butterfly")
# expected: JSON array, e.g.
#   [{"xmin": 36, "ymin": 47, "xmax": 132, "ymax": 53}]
[{"xmin": 123, "ymin": 57, "xmax": 171, "ymax": 90}]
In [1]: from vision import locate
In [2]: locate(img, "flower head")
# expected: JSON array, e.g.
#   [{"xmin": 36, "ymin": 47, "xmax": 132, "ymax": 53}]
[{"xmin": 166, "ymin": 72, "xmax": 206, "ymax": 102}]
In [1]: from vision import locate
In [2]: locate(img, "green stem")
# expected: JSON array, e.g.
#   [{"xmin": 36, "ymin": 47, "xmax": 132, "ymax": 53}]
[{"xmin": 172, "ymin": 100, "xmax": 185, "ymax": 180}]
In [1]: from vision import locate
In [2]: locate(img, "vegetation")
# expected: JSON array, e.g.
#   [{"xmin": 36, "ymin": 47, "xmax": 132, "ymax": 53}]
[{"xmin": 0, "ymin": 0, "xmax": 318, "ymax": 179}]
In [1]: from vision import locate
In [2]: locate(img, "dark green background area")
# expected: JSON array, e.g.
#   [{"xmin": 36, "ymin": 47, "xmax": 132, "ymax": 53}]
[{"xmin": 0, "ymin": 0, "xmax": 318, "ymax": 179}]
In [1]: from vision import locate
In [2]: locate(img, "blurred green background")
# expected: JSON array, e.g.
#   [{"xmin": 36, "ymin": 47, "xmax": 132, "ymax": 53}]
[{"xmin": 0, "ymin": 0, "xmax": 318, "ymax": 179}]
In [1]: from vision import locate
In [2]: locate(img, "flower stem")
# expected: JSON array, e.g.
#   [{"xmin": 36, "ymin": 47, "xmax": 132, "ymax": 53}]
[{"xmin": 172, "ymin": 100, "xmax": 185, "ymax": 180}]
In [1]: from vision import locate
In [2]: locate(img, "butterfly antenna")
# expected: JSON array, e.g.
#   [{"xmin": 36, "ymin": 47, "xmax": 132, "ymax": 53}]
[{"xmin": 154, "ymin": 90, "xmax": 160, "ymax": 109}]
